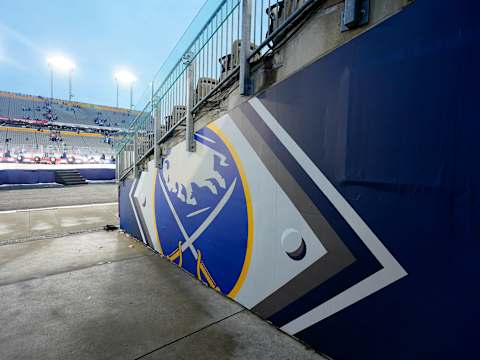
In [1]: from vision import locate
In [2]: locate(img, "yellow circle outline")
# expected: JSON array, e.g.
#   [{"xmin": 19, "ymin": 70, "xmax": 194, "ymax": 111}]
[{"xmin": 207, "ymin": 123, "xmax": 254, "ymax": 299}]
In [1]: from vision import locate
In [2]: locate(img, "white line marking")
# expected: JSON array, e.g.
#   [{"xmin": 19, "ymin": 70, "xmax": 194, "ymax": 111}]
[
  {"xmin": 249, "ymin": 97, "xmax": 407, "ymax": 335},
  {"xmin": 0, "ymin": 202, "xmax": 118, "ymax": 214}
]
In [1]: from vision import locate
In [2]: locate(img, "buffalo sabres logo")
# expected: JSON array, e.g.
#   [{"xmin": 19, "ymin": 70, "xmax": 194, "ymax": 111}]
[{"xmin": 155, "ymin": 125, "xmax": 252, "ymax": 295}]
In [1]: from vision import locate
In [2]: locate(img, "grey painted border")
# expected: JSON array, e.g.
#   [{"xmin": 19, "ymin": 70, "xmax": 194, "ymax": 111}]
[
  {"xmin": 247, "ymin": 97, "xmax": 407, "ymax": 335},
  {"xmin": 229, "ymin": 105, "xmax": 355, "ymax": 318}
]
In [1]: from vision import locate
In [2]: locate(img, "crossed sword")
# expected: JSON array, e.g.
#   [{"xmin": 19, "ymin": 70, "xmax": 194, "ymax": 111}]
[{"xmin": 159, "ymin": 173, "xmax": 237, "ymax": 290}]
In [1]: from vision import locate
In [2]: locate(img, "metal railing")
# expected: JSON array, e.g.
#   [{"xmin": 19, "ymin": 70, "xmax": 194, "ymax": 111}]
[
  {"xmin": 250, "ymin": 0, "xmax": 311, "ymax": 59},
  {"xmin": 118, "ymin": 142, "xmax": 135, "ymax": 179},
  {"xmin": 117, "ymin": 0, "xmax": 318, "ymax": 180}
]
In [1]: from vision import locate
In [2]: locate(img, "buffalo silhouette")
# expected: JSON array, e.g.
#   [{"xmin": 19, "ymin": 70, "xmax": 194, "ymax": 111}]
[{"xmin": 163, "ymin": 140, "xmax": 228, "ymax": 206}]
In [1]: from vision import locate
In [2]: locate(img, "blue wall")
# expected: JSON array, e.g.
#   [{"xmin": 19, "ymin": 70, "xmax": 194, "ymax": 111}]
[
  {"xmin": 0, "ymin": 168, "xmax": 115, "ymax": 185},
  {"xmin": 119, "ymin": 1, "xmax": 480, "ymax": 358},
  {"xmin": 78, "ymin": 168, "xmax": 115, "ymax": 181},
  {"xmin": 254, "ymin": 1, "xmax": 480, "ymax": 358},
  {"xmin": 0, "ymin": 170, "xmax": 55, "ymax": 185}
]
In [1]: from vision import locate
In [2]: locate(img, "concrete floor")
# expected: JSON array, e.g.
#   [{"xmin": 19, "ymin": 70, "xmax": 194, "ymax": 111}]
[
  {"xmin": 0, "ymin": 183, "xmax": 117, "ymax": 211},
  {"xmin": 0, "ymin": 203, "xmax": 118, "ymax": 245},
  {"xmin": 0, "ymin": 230, "xmax": 325, "ymax": 360}
]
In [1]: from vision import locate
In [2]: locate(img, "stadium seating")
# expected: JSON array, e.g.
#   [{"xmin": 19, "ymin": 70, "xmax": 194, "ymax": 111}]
[
  {"xmin": 0, "ymin": 127, "xmax": 7, "ymax": 143},
  {"xmin": 0, "ymin": 91, "xmax": 136, "ymax": 129},
  {"xmin": 0, "ymin": 126, "xmax": 115, "ymax": 163},
  {"xmin": 9, "ymin": 130, "xmax": 37, "ymax": 148},
  {"xmin": 0, "ymin": 91, "xmax": 126, "ymax": 165},
  {"xmin": 50, "ymin": 102, "xmax": 77, "ymax": 123},
  {"xmin": 0, "ymin": 95, "xmax": 10, "ymax": 117}
]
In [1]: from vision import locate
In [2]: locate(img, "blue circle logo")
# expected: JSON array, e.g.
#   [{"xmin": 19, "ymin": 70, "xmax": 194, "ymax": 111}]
[{"xmin": 155, "ymin": 125, "xmax": 252, "ymax": 296}]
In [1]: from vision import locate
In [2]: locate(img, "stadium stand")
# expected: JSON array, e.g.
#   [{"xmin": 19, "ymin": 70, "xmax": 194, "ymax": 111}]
[
  {"xmin": 0, "ymin": 90, "xmax": 128, "ymax": 166},
  {"xmin": 0, "ymin": 91, "xmax": 136, "ymax": 129},
  {"xmin": 0, "ymin": 126, "xmax": 116, "ymax": 164}
]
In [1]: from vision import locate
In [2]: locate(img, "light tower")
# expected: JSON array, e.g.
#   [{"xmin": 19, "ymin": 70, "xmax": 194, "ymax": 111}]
[
  {"xmin": 114, "ymin": 70, "xmax": 136, "ymax": 109},
  {"xmin": 46, "ymin": 55, "xmax": 76, "ymax": 100}
]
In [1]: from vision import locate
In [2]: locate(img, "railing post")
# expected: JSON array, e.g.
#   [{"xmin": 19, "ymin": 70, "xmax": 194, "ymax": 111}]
[
  {"xmin": 152, "ymin": 81, "xmax": 162, "ymax": 168},
  {"xmin": 240, "ymin": 0, "xmax": 252, "ymax": 95},
  {"xmin": 184, "ymin": 52, "xmax": 196, "ymax": 152},
  {"xmin": 115, "ymin": 150, "xmax": 120, "ymax": 183},
  {"xmin": 133, "ymin": 132, "xmax": 139, "ymax": 178}
]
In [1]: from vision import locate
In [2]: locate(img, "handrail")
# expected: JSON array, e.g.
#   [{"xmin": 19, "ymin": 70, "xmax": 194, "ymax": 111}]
[
  {"xmin": 117, "ymin": 0, "xmax": 321, "ymax": 178},
  {"xmin": 117, "ymin": 0, "xmax": 241, "ymax": 159}
]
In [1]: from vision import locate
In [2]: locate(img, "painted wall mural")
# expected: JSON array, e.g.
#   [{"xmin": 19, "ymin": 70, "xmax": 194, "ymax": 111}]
[
  {"xmin": 156, "ymin": 126, "xmax": 251, "ymax": 295},
  {"xmin": 120, "ymin": 1, "xmax": 480, "ymax": 358}
]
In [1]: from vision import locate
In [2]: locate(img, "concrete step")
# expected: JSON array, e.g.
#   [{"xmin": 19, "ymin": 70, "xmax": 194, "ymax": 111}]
[{"xmin": 54, "ymin": 170, "xmax": 87, "ymax": 186}]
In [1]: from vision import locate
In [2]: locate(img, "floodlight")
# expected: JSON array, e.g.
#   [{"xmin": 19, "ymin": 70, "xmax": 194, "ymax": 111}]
[
  {"xmin": 47, "ymin": 55, "xmax": 75, "ymax": 100},
  {"xmin": 47, "ymin": 55, "xmax": 75, "ymax": 72},
  {"xmin": 114, "ymin": 70, "xmax": 136, "ymax": 85},
  {"xmin": 114, "ymin": 70, "xmax": 137, "ymax": 108}
]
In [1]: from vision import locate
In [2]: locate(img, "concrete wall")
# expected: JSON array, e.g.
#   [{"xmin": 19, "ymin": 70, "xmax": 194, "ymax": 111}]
[
  {"xmin": 120, "ymin": 1, "xmax": 480, "ymax": 358},
  {"xmin": 264, "ymin": 0, "xmax": 413, "ymax": 87},
  {"xmin": 154, "ymin": 0, "xmax": 414, "ymax": 153}
]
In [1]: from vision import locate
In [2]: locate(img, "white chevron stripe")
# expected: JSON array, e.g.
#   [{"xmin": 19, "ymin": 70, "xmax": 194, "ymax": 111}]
[
  {"xmin": 249, "ymin": 97, "xmax": 407, "ymax": 335},
  {"xmin": 129, "ymin": 178, "xmax": 147, "ymax": 245}
]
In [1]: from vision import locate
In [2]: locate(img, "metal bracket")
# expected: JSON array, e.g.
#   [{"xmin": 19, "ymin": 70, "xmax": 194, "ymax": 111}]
[
  {"xmin": 157, "ymin": 145, "xmax": 165, "ymax": 169},
  {"xmin": 156, "ymin": 150, "xmax": 163, "ymax": 169},
  {"xmin": 341, "ymin": 0, "xmax": 369, "ymax": 32}
]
